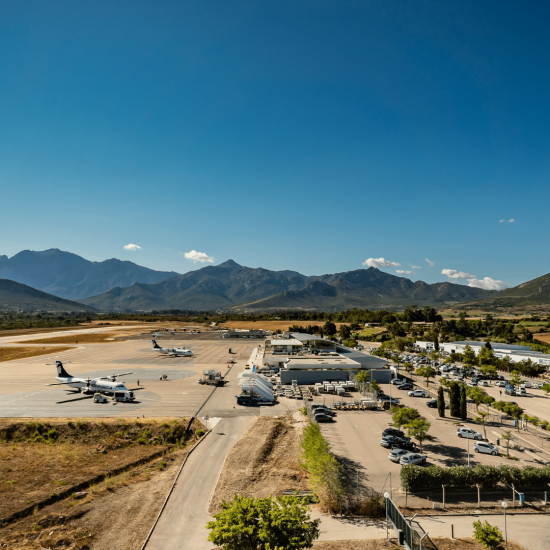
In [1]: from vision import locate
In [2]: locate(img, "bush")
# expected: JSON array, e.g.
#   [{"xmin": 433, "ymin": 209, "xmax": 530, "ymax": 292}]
[
  {"xmin": 401, "ymin": 463, "xmax": 550, "ymax": 492},
  {"xmin": 473, "ymin": 520, "xmax": 504, "ymax": 550},
  {"xmin": 196, "ymin": 429, "xmax": 205, "ymax": 437}
]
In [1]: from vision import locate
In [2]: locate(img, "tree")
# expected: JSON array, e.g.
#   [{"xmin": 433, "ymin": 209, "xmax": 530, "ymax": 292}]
[
  {"xmin": 473, "ymin": 520, "xmax": 504, "ymax": 550},
  {"xmin": 339, "ymin": 324, "xmax": 352, "ymax": 339},
  {"xmin": 434, "ymin": 335, "xmax": 439, "ymax": 351},
  {"xmin": 475, "ymin": 411, "xmax": 489, "ymax": 439},
  {"xmin": 449, "ymin": 381, "xmax": 461, "ymax": 417},
  {"xmin": 541, "ymin": 382, "xmax": 550, "ymax": 395},
  {"xmin": 370, "ymin": 380, "xmax": 381, "ymax": 394},
  {"xmin": 403, "ymin": 362, "xmax": 414, "ymax": 375},
  {"xmin": 416, "ymin": 366, "xmax": 436, "ymax": 386},
  {"xmin": 322, "ymin": 321, "xmax": 337, "ymax": 336},
  {"xmin": 437, "ymin": 386, "xmax": 445, "ymax": 418},
  {"xmin": 462, "ymin": 344, "xmax": 477, "ymax": 368},
  {"xmin": 405, "ymin": 418, "xmax": 432, "ymax": 452},
  {"xmin": 501, "ymin": 430, "xmax": 513, "ymax": 457},
  {"xmin": 467, "ymin": 387, "xmax": 491, "ymax": 411},
  {"xmin": 509, "ymin": 370, "xmax": 522, "ymax": 387},
  {"xmin": 355, "ymin": 370, "xmax": 371, "ymax": 394},
  {"xmin": 392, "ymin": 407, "xmax": 421, "ymax": 430},
  {"xmin": 460, "ymin": 384, "xmax": 467, "ymax": 420},
  {"xmin": 207, "ymin": 494, "xmax": 321, "ymax": 550}
]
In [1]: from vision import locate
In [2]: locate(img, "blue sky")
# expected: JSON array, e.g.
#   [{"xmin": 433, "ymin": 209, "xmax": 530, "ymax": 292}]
[{"xmin": 1, "ymin": 0, "xmax": 549, "ymax": 289}]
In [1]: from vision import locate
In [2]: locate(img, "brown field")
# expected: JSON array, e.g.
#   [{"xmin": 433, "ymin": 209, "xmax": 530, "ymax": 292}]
[
  {"xmin": 0, "ymin": 417, "xmax": 203, "ymax": 550},
  {"xmin": 18, "ymin": 329, "xmax": 149, "ymax": 345},
  {"xmin": 209, "ymin": 415, "xmax": 308, "ymax": 514},
  {"xmin": 219, "ymin": 320, "xmax": 346, "ymax": 332},
  {"xmin": 534, "ymin": 332, "xmax": 550, "ymax": 344},
  {"xmin": 0, "ymin": 347, "xmax": 72, "ymax": 363}
]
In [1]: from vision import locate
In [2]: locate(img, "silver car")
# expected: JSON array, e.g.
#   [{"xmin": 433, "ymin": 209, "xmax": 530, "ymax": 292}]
[
  {"xmin": 457, "ymin": 427, "xmax": 483, "ymax": 440},
  {"xmin": 474, "ymin": 441, "xmax": 498, "ymax": 456},
  {"xmin": 399, "ymin": 453, "xmax": 427, "ymax": 466},
  {"xmin": 388, "ymin": 449, "xmax": 410, "ymax": 463}
]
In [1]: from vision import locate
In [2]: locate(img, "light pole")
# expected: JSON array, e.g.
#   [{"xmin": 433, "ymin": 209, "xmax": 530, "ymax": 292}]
[
  {"xmin": 467, "ymin": 437, "xmax": 470, "ymax": 470},
  {"xmin": 384, "ymin": 491, "xmax": 390, "ymax": 541},
  {"xmin": 502, "ymin": 501, "xmax": 508, "ymax": 550}
]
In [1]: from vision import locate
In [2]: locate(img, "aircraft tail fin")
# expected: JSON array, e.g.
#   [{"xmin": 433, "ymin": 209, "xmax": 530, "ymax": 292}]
[
  {"xmin": 152, "ymin": 340, "xmax": 160, "ymax": 348},
  {"xmin": 56, "ymin": 361, "xmax": 72, "ymax": 378}
]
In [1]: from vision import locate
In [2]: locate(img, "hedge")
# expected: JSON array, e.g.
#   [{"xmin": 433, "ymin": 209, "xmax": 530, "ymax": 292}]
[{"xmin": 401, "ymin": 464, "xmax": 550, "ymax": 492}]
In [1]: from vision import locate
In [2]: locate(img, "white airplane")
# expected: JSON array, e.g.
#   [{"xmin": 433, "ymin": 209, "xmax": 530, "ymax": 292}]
[
  {"xmin": 152, "ymin": 339, "xmax": 193, "ymax": 357},
  {"xmin": 45, "ymin": 361, "xmax": 135, "ymax": 402}
]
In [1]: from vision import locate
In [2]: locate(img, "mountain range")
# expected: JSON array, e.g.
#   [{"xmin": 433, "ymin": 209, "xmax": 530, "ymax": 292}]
[
  {"xmin": 79, "ymin": 259, "xmax": 496, "ymax": 312},
  {"xmin": 0, "ymin": 279, "xmax": 98, "ymax": 312},
  {"xmin": 0, "ymin": 249, "xmax": 177, "ymax": 301}
]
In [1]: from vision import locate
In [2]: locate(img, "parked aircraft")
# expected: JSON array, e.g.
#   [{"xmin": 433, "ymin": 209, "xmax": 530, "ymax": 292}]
[
  {"xmin": 152, "ymin": 340, "xmax": 193, "ymax": 357},
  {"xmin": 45, "ymin": 361, "xmax": 135, "ymax": 401}
]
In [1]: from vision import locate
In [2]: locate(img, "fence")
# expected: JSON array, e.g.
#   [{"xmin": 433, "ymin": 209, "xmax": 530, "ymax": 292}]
[{"xmin": 386, "ymin": 497, "xmax": 437, "ymax": 550}]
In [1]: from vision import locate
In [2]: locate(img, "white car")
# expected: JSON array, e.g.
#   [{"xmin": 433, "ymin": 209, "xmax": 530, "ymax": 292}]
[
  {"xmin": 478, "ymin": 381, "xmax": 489, "ymax": 387},
  {"xmin": 520, "ymin": 381, "xmax": 532, "ymax": 388},
  {"xmin": 399, "ymin": 453, "xmax": 427, "ymax": 466},
  {"xmin": 474, "ymin": 441, "xmax": 498, "ymax": 456},
  {"xmin": 388, "ymin": 449, "xmax": 410, "ymax": 463},
  {"xmin": 408, "ymin": 390, "xmax": 427, "ymax": 398},
  {"xmin": 495, "ymin": 381, "xmax": 507, "ymax": 387},
  {"xmin": 457, "ymin": 428, "xmax": 483, "ymax": 440}
]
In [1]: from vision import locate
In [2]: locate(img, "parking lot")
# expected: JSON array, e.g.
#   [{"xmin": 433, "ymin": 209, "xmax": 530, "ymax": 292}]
[{"xmin": 309, "ymin": 381, "xmax": 547, "ymax": 504}]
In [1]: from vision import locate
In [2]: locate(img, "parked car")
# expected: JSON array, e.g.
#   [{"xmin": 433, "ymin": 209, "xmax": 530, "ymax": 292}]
[
  {"xmin": 390, "ymin": 379, "xmax": 404, "ymax": 385},
  {"xmin": 314, "ymin": 413, "xmax": 334, "ymax": 422},
  {"xmin": 388, "ymin": 449, "xmax": 410, "ymax": 463},
  {"xmin": 408, "ymin": 390, "xmax": 427, "ymax": 398},
  {"xmin": 478, "ymin": 380, "xmax": 489, "ymax": 387},
  {"xmin": 520, "ymin": 381, "xmax": 532, "ymax": 388},
  {"xmin": 457, "ymin": 427, "xmax": 483, "ymax": 440},
  {"xmin": 380, "ymin": 435, "xmax": 409, "ymax": 448},
  {"xmin": 398, "ymin": 383, "xmax": 413, "ymax": 390},
  {"xmin": 495, "ymin": 381, "xmax": 507, "ymax": 387},
  {"xmin": 382, "ymin": 428, "xmax": 405, "ymax": 438},
  {"xmin": 467, "ymin": 382, "xmax": 478, "ymax": 387},
  {"xmin": 474, "ymin": 441, "xmax": 499, "ymax": 455},
  {"xmin": 315, "ymin": 408, "xmax": 337, "ymax": 416},
  {"xmin": 392, "ymin": 440, "xmax": 418, "ymax": 452},
  {"xmin": 505, "ymin": 388, "xmax": 516, "ymax": 396},
  {"xmin": 426, "ymin": 399, "xmax": 437, "ymax": 408},
  {"xmin": 515, "ymin": 387, "xmax": 527, "ymax": 396},
  {"xmin": 399, "ymin": 453, "xmax": 427, "ymax": 466}
]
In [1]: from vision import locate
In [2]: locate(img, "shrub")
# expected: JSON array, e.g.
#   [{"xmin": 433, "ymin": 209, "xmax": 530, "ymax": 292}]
[
  {"xmin": 196, "ymin": 429, "xmax": 205, "ymax": 437},
  {"xmin": 473, "ymin": 520, "xmax": 504, "ymax": 550},
  {"xmin": 158, "ymin": 459, "xmax": 167, "ymax": 471}
]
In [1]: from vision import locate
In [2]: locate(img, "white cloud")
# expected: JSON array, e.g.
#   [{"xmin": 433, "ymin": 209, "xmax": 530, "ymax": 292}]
[
  {"xmin": 409, "ymin": 264, "xmax": 421, "ymax": 270},
  {"xmin": 441, "ymin": 268, "xmax": 476, "ymax": 280},
  {"xmin": 123, "ymin": 244, "xmax": 142, "ymax": 250},
  {"xmin": 396, "ymin": 270, "xmax": 414, "ymax": 275},
  {"xmin": 425, "ymin": 258, "xmax": 435, "ymax": 267},
  {"xmin": 499, "ymin": 219, "xmax": 515, "ymax": 223},
  {"xmin": 362, "ymin": 257, "xmax": 401, "ymax": 268},
  {"xmin": 442, "ymin": 268, "xmax": 510, "ymax": 290},
  {"xmin": 184, "ymin": 250, "xmax": 214, "ymax": 263},
  {"xmin": 467, "ymin": 277, "xmax": 510, "ymax": 290}
]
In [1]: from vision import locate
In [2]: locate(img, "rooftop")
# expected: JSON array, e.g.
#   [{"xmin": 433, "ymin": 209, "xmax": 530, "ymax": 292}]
[{"xmin": 284, "ymin": 357, "xmax": 360, "ymax": 370}]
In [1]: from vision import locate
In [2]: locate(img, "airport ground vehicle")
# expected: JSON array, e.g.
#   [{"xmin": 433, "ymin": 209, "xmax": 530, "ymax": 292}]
[
  {"xmin": 457, "ymin": 427, "xmax": 483, "ymax": 440},
  {"xmin": 93, "ymin": 393, "xmax": 108, "ymax": 403},
  {"xmin": 235, "ymin": 393, "xmax": 274, "ymax": 406},
  {"xmin": 400, "ymin": 453, "xmax": 427, "ymax": 466},
  {"xmin": 474, "ymin": 441, "xmax": 499, "ymax": 455},
  {"xmin": 198, "ymin": 370, "xmax": 223, "ymax": 386}
]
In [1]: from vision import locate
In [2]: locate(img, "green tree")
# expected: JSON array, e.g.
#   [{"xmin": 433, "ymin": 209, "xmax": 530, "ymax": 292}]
[
  {"xmin": 460, "ymin": 384, "xmax": 467, "ymax": 420},
  {"xmin": 449, "ymin": 381, "xmax": 461, "ymax": 417},
  {"xmin": 472, "ymin": 520, "xmax": 504, "ymax": 550},
  {"xmin": 416, "ymin": 366, "xmax": 436, "ymax": 386},
  {"xmin": 467, "ymin": 387, "xmax": 491, "ymax": 411},
  {"xmin": 405, "ymin": 418, "xmax": 432, "ymax": 452},
  {"xmin": 541, "ymin": 382, "xmax": 550, "ymax": 395},
  {"xmin": 462, "ymin": 344, "xmax": 477, "ymax": 368},
  {"xmin": 403, "ymin": 362, "xmax": 414, "ymax": 375},
  {"xmin": 392, "ymin": 407, "xmax": 421, "ymax": 430},
  {"xmin": 207, "ymin": 495, "xmax": 321, "ymax": 550},
  {"xmin": 509, "ymin": 370, "xmax": 522, "ymax": 387},
  {"xmin": 437, "ymin": 385, "xmax": 446, "ymax": 418},
  {"xmin": 355, "ymin": 370, "xmax": 371, "ymax": 394},
  {"xmin": 339, "ymin": 324, "xmax": 352, "ymax": 339},
  {"xmin": 501, "ymin": 430, "xmax": 513, "ymax": 457},
  {"xmin": 370, "ymin": 380, "xmax": 381, "ymax": 394},
  {"xmin": 475, "ymin": 411, "xmax": 489, "ymax": 439},
  {"xmin": 322, "ymin": 321, "xmax": 337, "ymax": 336}
]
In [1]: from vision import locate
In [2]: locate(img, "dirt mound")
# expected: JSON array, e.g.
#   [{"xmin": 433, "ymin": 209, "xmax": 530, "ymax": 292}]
[{"xmin": 209, "ymin": 415, "xmax": 308, "ymax": 514}]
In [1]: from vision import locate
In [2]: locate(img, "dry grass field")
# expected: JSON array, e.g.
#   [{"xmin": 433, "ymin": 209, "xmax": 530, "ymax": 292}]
[
  {"xmin": 311, "ymin": 539, "xmax": 525, "ymax": 550},
  {"xmin": 18, "ymin": 329, "xmax": 149, "ymax": 345},
  {"xmin": 0, "ymin": 347, "xmax": 72, "ymax": 363},
  {"xmin": 209, "ymin": 415, "xmax": 308, "ymax": 514}
]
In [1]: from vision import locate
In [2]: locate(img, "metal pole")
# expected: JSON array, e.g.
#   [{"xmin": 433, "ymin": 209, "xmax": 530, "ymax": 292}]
[
  {"xmin": 385, "ymin": 498, "xmax": 389, "ymax": 541},
  {"xmin": 512, "ymin": 485, "xmax": 515, "ymax": 507},
  {"xmin": 451, "ymin": 524, "xmax": 454, "ymax": 540},
  {"xmin": 504, "ymin": 506, "xmax": 508, "ymax": 550},
  {"xmin": 477, "ymin": 484, "xmax": 481, "ymax": 507},
  {"xmin": 442, "ymin": 485, "xmax": 445, "ymax": 509},
  {"xmin": 468, "ymin": 437, "xmax": 470, "ymax": 470}
]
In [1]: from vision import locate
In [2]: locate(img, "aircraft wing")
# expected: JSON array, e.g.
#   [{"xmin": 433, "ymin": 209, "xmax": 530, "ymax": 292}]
[{"xmin": 110, "ymin": 372, "xmax": 133, "ymax": 377}]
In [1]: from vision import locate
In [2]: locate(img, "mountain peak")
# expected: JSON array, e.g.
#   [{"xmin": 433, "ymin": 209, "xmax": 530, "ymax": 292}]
[{"xmin": 218, "ymin": 259, "xmax": 241, "ymax": 268}]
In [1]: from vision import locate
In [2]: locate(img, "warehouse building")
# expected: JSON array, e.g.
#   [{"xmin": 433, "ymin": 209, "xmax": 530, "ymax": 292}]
[{"xmin": 222, "ymin": 329, "xmax": 268, "ymax": 339}]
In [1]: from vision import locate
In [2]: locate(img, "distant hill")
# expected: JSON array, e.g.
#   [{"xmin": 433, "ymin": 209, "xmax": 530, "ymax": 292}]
[
  {"xmin": 80, "ymin": 261, "xmax": 495, "ymax": 312},
  {"xmin": 0, "ymin": 279, "xmax": 98, "ymax": 312},
  {"xmin": 0, "ymin": 249, "xmax": 178, "ymax": 301},
  {"xmin": 460, "ymin": 272, "xmax": 550, "ymax": 309}
]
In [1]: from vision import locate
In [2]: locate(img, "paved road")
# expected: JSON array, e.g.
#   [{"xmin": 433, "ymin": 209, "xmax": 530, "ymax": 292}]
[{"xmin": 146, "ymin": 415, "xmax": 255, "ymax": 550}]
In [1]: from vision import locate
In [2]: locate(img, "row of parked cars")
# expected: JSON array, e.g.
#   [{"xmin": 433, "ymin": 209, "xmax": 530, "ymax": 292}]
[{"xmin": 311, "ymin": 403, "xmax": 337, "ymax": 422}]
